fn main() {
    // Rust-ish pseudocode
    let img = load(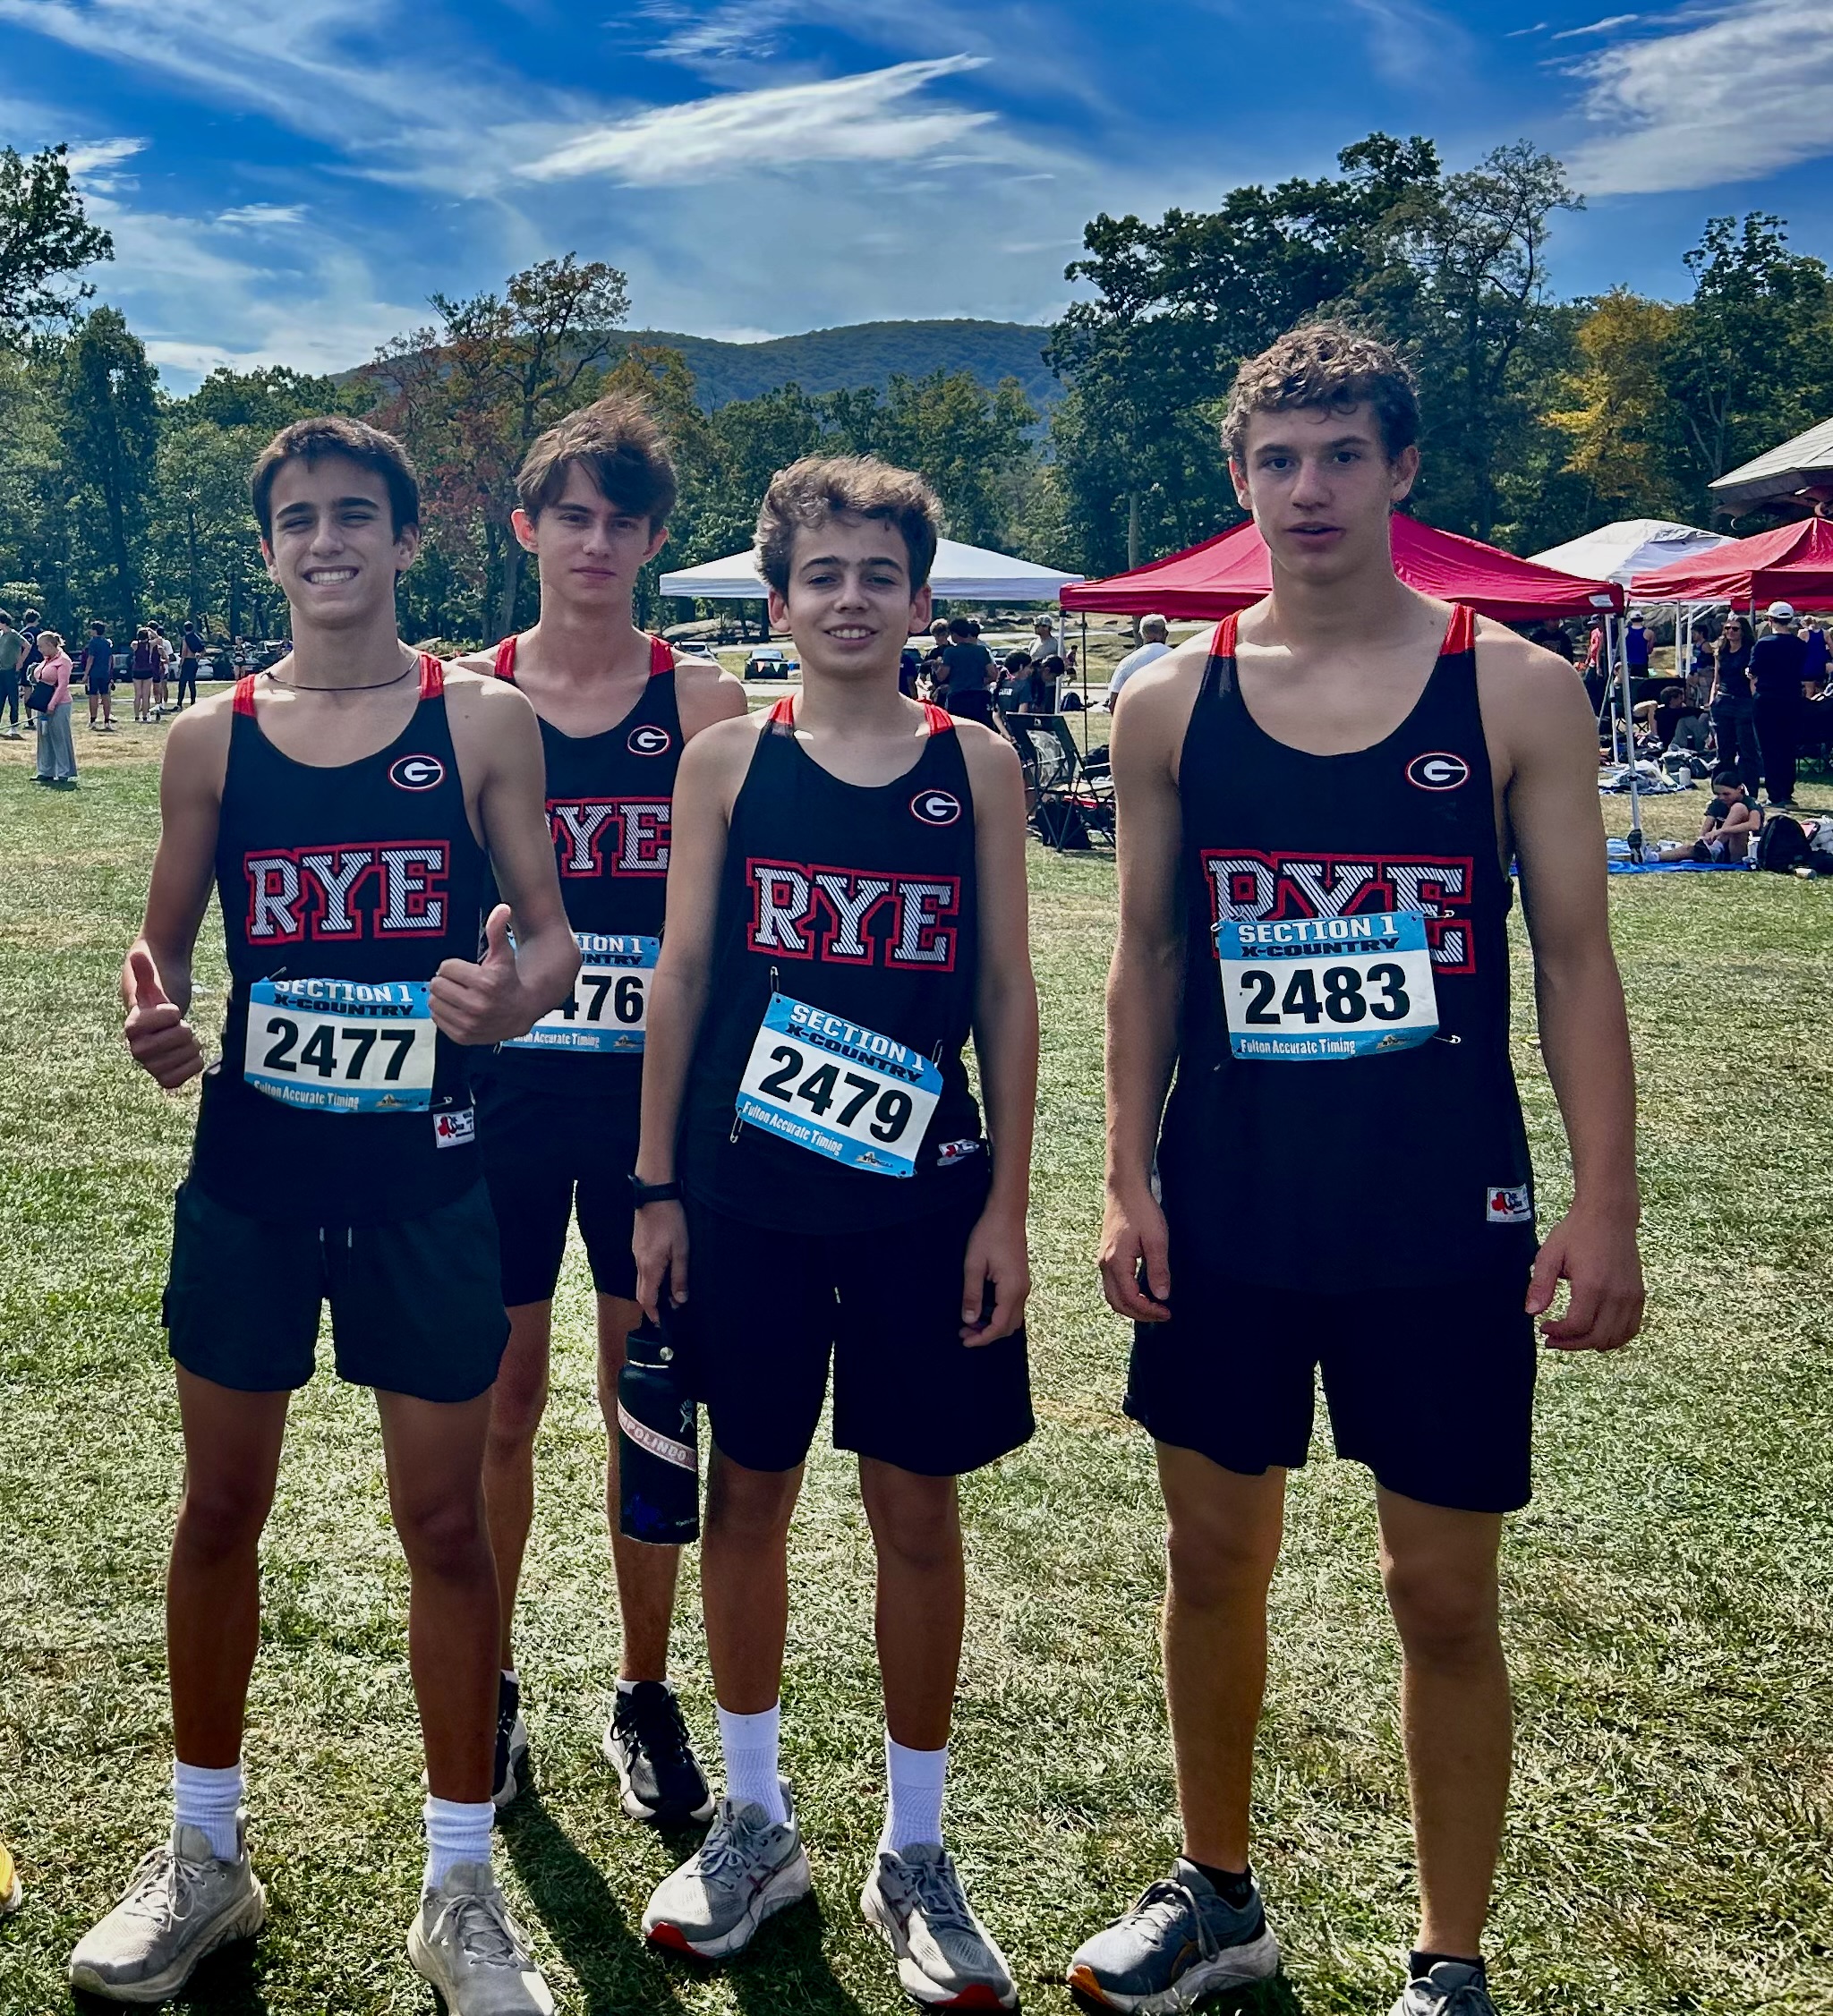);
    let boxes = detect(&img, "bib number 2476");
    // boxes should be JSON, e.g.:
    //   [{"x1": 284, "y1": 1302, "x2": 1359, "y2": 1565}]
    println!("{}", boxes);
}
[
  {"x1": 1216, "y1": 910, "x2": 1438, "y2": 1060},
  {"x1": 736, "y1": 993, "x2": 942, "y2": 1177},
  {"x1": 505, "y1": 933, "x2": 658, "y2": 1055},
  {"x1": 243, "y1": 978, "x2": 437, "y2": 1112}
]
